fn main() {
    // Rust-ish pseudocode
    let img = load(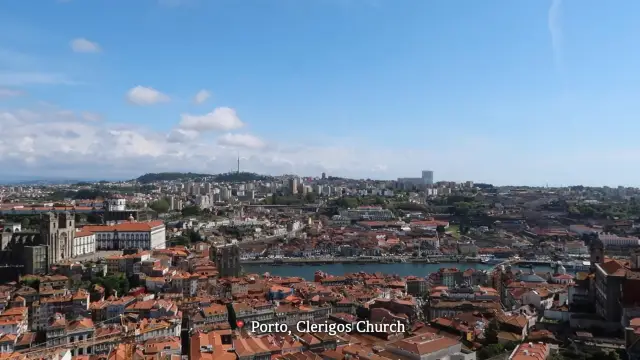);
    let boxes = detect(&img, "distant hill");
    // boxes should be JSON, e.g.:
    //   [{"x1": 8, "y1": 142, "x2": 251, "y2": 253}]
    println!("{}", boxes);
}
[
  {"x1": 136, "y1": 172, "x2": 212, "y2": 183},
  {"x1": 136, "y1": 172, "x2": 272, "y2": 184},
  {"x1": 215, "y1": 172, "x2": 273, "y2": 182}
]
